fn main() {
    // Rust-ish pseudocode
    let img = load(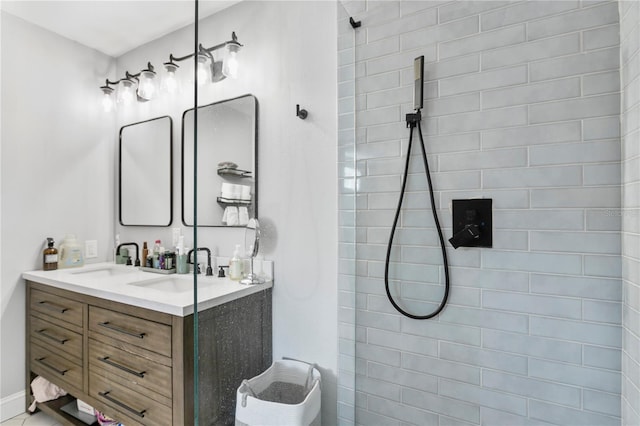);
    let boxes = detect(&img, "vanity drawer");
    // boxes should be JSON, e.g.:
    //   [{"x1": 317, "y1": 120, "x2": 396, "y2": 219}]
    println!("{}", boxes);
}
[
  {"x1": 89, "y1": 337, "x2": 172, "y2": 399},
  {"x1": 30, "y1": 315, "x2": 82, "y2": 363},
  {"x1": 89, "y1": 306, "x2": 171, "y2": 358},
  {"x1": 31, "y1": 340, "x2": 82, "y2": 392},
  {"x1": 90, "y1": 371, "x2": 172, "y2": 426},
  {"x1": 30, "y1": 288, "x2": 84, "y2": 328}
]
